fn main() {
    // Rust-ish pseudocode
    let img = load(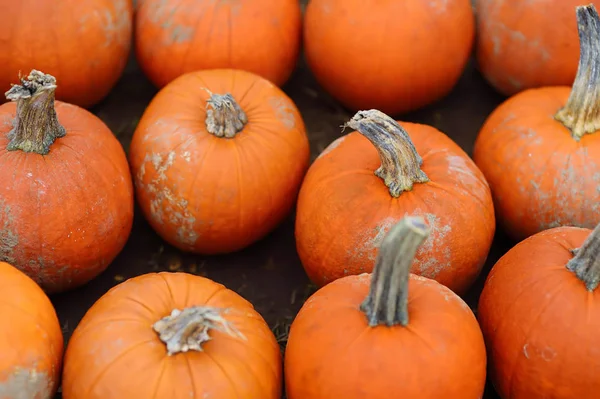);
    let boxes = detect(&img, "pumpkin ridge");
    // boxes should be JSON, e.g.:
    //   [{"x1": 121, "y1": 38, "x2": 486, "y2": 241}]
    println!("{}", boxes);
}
[{"x1": 567, "y1": 221, "x2": 600, "y2": 290}]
